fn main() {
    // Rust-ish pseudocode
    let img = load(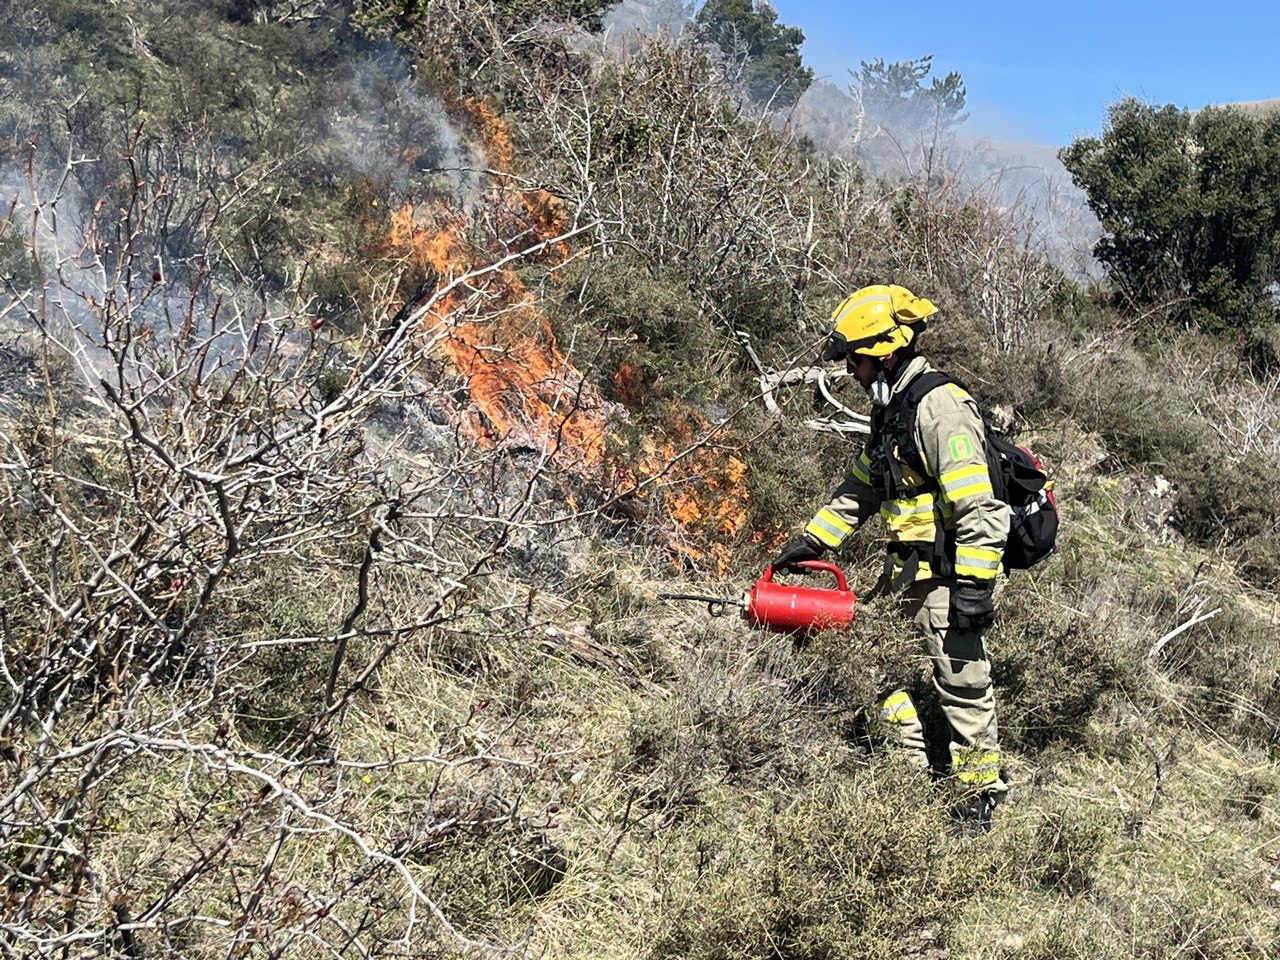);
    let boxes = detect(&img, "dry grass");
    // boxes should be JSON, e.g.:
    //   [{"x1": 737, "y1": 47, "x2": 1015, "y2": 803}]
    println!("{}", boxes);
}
[{"x1": 5, "y1": 6, "x2": 1280, "y2": 958}]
